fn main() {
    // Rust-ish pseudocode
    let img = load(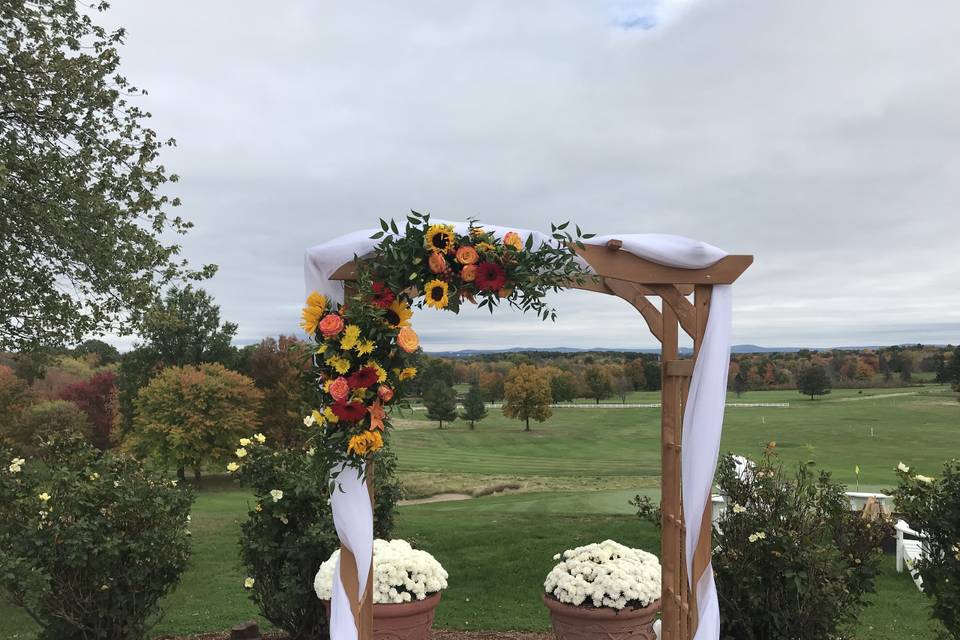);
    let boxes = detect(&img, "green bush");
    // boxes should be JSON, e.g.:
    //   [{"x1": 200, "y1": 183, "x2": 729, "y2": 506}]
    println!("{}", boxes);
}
[
  {"x1": 2, "y1": 399, "x2": 93, "y2": 456},
  {"x1": 0, "y1": 436, "x2": 193, "y2": 640},
  {"x1": 235, "y1": 437, "x2": 402, "y2": 640},
  {"x1": 894, "y1": 459, "x2": 960, "y2": 638},
  {"x1": 713, "y1": 447, "x2": 889, "y2": 640}
]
